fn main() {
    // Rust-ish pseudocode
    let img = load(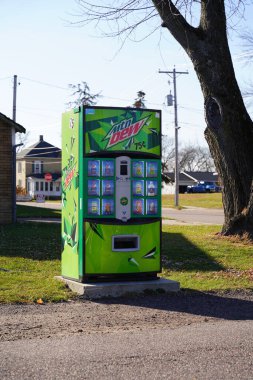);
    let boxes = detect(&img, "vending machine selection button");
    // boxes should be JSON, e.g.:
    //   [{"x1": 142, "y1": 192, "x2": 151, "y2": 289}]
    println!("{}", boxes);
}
[{"x1": 120, "y1": 197, "x2": 128, "y2": 206}]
